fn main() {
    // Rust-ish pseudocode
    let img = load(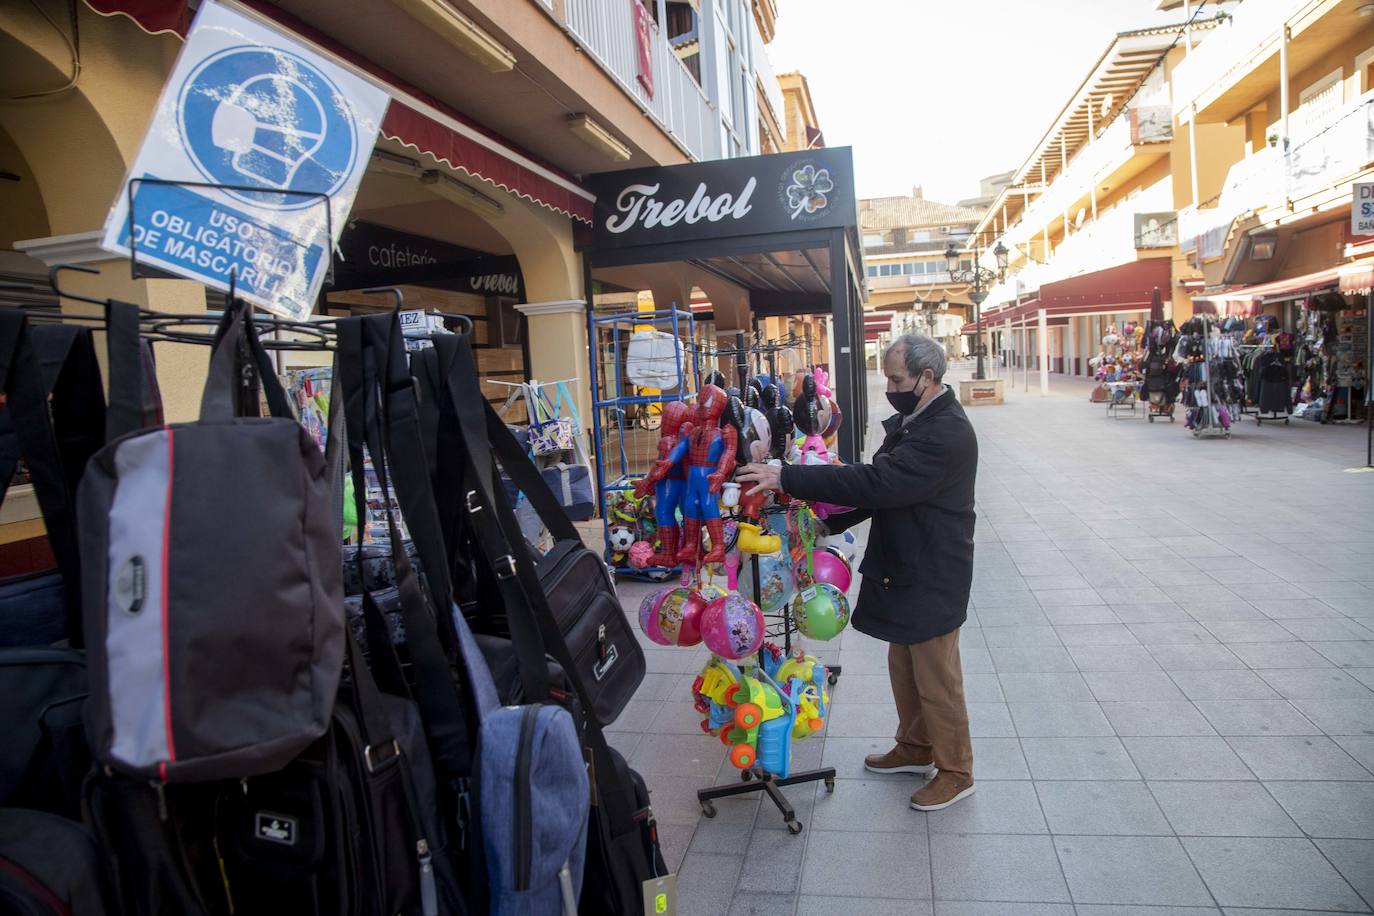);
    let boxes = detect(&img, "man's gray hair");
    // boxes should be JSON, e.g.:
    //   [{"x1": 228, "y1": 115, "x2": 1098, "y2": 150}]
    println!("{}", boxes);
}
[{"x1": 884, "y1": 333, "x2": 947, "y2": 383}]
